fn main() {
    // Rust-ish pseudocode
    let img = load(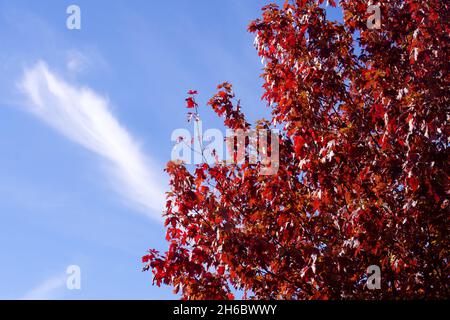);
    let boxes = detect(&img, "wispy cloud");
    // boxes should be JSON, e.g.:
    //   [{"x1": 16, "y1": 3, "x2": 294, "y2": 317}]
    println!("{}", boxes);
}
[
  {"x1": 18, "y1": 61, "x2": 165, "y2": 221},
  {"x1": 21, "y1": 274, "x2": 66, "y2": 300},
  {"x1": 65, "y1": 48, "x2": 109, "y2": 74},
  {"x1": 66, "y1": 50, "x2": 91, "y2": 74}
]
